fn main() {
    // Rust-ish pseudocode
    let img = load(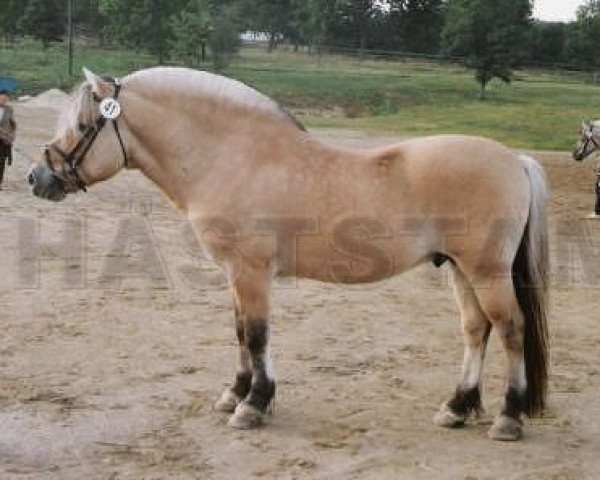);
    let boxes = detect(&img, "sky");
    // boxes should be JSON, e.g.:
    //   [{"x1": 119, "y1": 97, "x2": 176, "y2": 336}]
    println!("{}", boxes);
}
[{"x1": 533, "y1": 0, "x2": 584, "y2": 22}]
